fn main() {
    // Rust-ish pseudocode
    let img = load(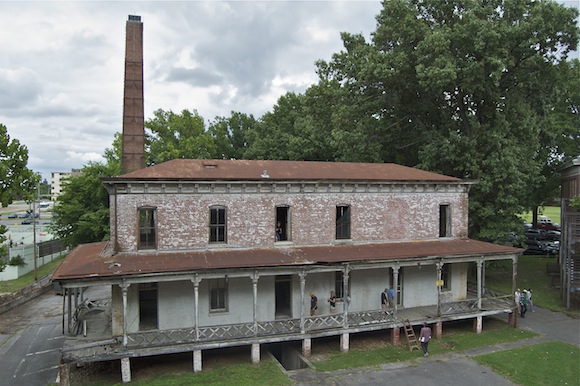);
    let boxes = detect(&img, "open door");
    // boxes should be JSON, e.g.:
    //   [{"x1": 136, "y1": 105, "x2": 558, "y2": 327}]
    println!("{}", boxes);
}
[{"x1": 275, "y1": 275, "x2": 292, "y2": 319}]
